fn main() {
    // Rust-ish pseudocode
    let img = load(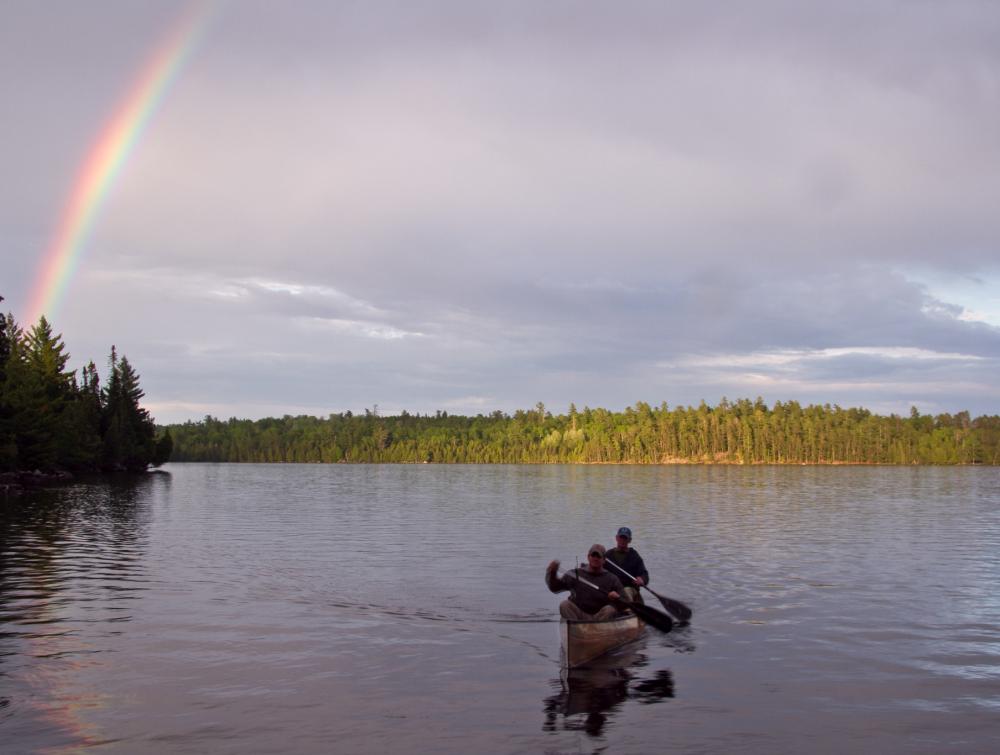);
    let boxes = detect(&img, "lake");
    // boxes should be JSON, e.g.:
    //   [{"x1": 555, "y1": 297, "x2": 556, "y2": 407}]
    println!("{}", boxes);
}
[{"x1": 2, "y1": 464, "x2": 999, "y2": 754}]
